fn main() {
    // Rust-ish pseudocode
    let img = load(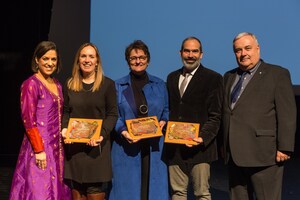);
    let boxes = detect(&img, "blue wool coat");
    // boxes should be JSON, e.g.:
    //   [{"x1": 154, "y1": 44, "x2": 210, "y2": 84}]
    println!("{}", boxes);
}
[{"x1": 108, "y1": 73, "x2": 169, "y2": 200}]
